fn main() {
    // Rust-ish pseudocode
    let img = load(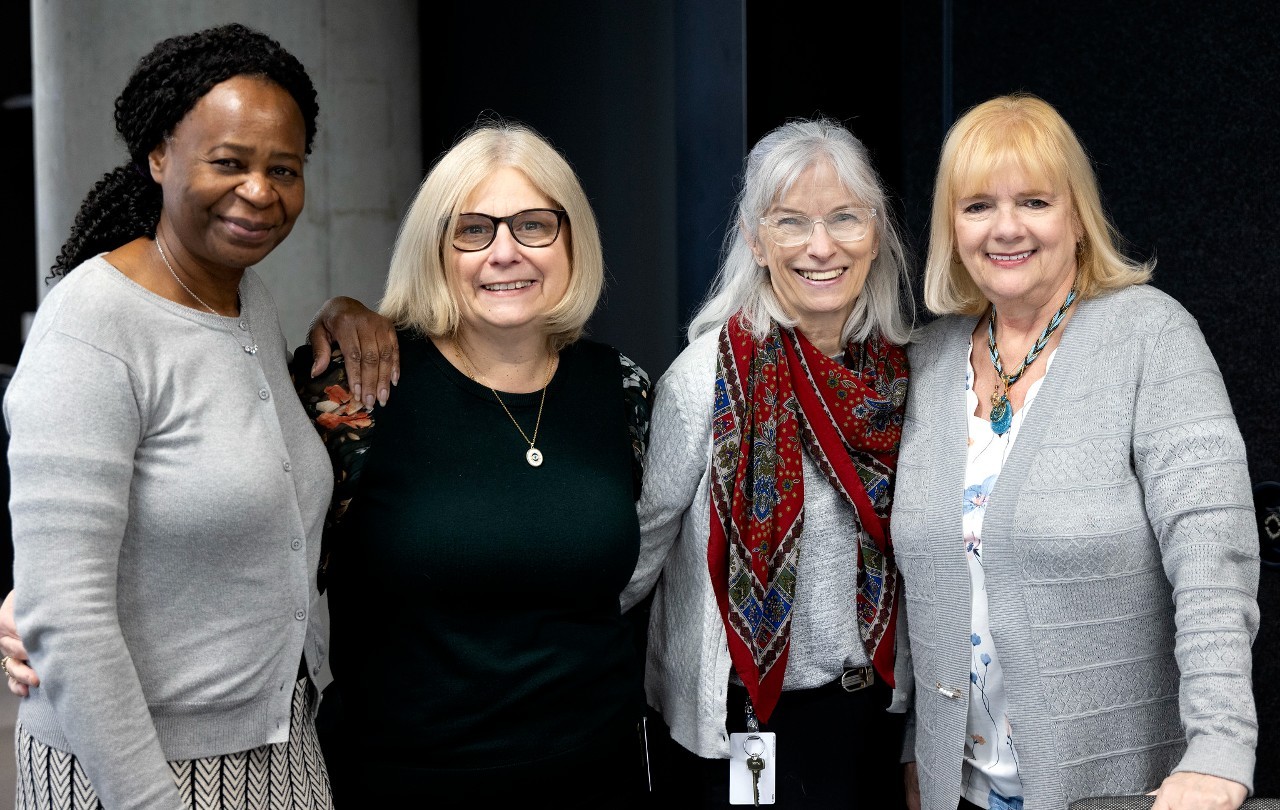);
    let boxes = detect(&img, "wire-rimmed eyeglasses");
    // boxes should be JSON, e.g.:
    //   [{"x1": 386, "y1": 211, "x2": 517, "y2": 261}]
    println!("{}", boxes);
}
[
  {"x1": 758, "y1": 207, "x2": 877, "y2": 247},
  {"x1": 451, "y1": 208, "x2": 568, "y2": 252}
]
